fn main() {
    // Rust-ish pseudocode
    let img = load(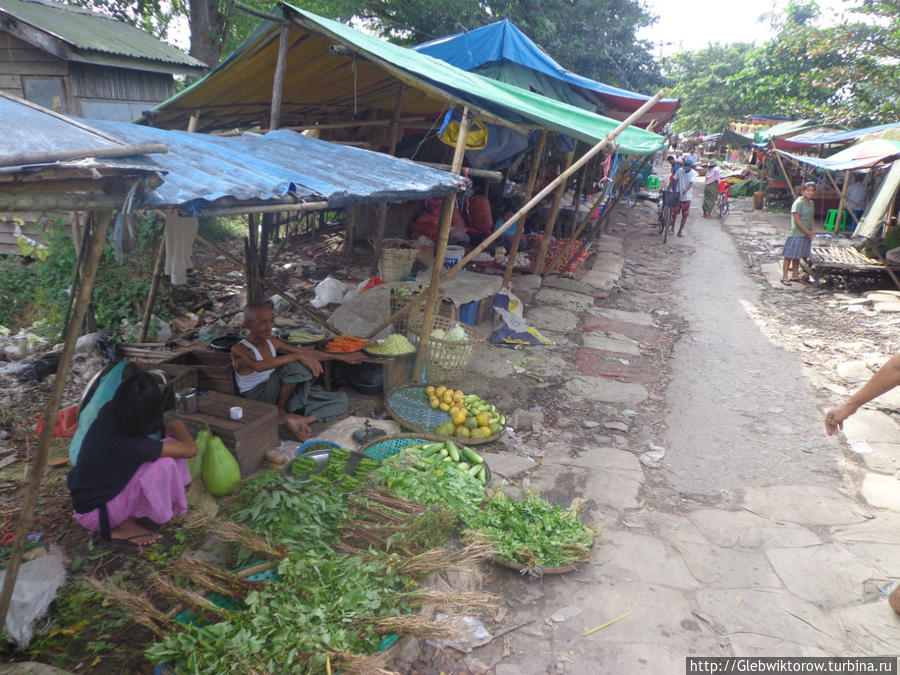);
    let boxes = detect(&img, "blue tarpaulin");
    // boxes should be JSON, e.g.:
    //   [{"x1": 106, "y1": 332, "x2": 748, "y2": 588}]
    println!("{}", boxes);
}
[
  {"x1": 774, "y1": 121, "x2": 900, "y2": 148},
  {"x1": 88, "y1": 121, "x2": 467, "y2": 213},
  {"x1": 414, "y1": 20, "x2": 678, "y2": 127}
]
